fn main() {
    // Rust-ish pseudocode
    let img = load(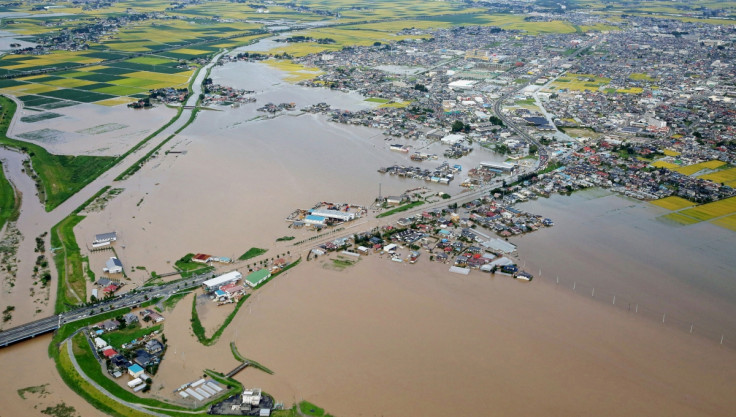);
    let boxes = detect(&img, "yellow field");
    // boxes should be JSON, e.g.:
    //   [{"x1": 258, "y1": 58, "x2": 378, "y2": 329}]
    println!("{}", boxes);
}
[
  {"x1": 629, "y1": 73, "x2": 656, "y2": 81},
  {"x1": 550, "y1": 73, "x2": 611, "y2": 92},
  {"x1": 663, "y1": 149, "x2": 681, "y2": 157},
  {"x1": 711, "y1": 214, "x2": 736, "y2": 232},
  {"x1": 679, "y1": 196, "x2": 736, "y2": 221},
  {"x1": 95, "y1": 97, "x2": 138, "y2": 107},
  {"x1": 45, "y1": 78, "x2": 96, "y2": 88},
  {"x1": 650, "y1": 196, "x2": 693, "y2": 211},
  {"x1": 698, "y1": 167, "x2": 736, "y2": 187},
  {"x1": 168, "y1": 48, "x2": 212, "y2": 56},
  {"x1": 672, "y1": 160, "x2": 726, "y2": 176},
  {"x1": 616, "y1": 87, "x2": 643, "y2": 94},
  {"x1": 380, "y1": 101, "x2": 412, "y2": 108},
  {"x1": 652, "y1": 160, "x2": 679, "y2": 169}
]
